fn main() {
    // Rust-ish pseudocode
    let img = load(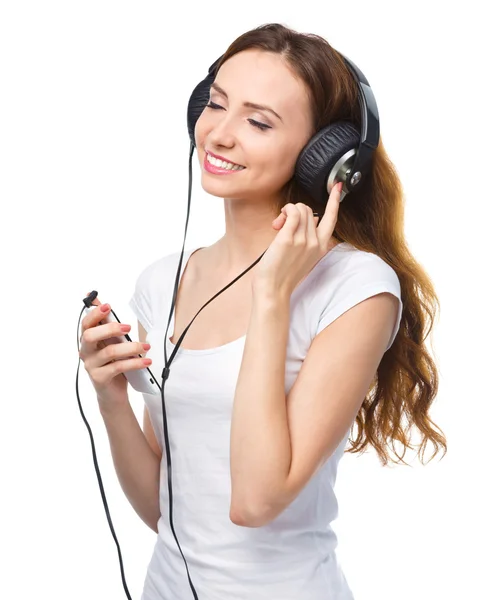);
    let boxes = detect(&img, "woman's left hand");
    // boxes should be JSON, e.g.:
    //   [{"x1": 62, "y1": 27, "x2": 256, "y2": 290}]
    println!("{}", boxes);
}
[{"x1": 252, "y1": 181, "x2": 343, "y2": 298}]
